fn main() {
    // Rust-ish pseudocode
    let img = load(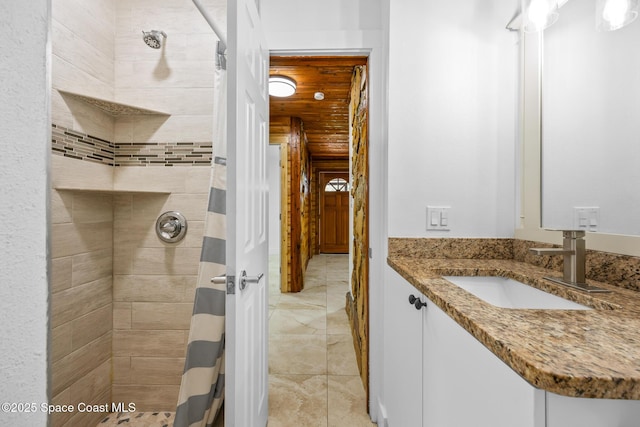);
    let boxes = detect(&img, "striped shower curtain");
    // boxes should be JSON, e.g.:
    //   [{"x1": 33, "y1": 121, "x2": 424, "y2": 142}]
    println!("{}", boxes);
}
[{"x1": 175, "y1": 46, "x2": 227, "y2": 427}]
